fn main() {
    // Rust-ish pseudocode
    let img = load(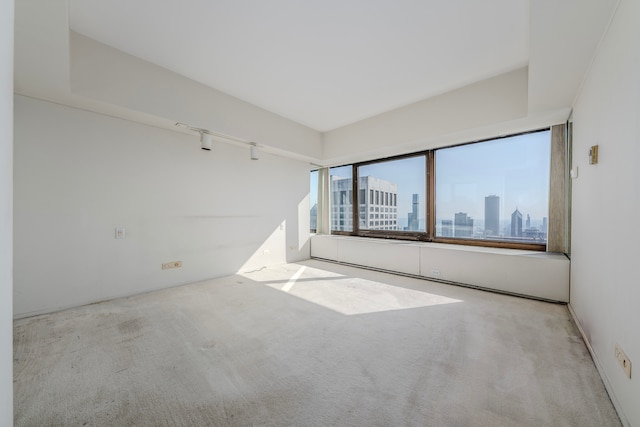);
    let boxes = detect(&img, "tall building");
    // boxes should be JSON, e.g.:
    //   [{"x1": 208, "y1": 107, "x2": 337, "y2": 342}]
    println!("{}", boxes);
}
[
  {"x1": 331, "y1": 175, "x2": 398, "y2": 231},
  {"x1": 526, "y1": 214, "x2": 531, "y2": 229},
  {"x1": 484, "y1": 195, "x2": 500, "y2": 237},
  {"x1": 310, "y1": 203, "x2": 317, "y2": 231},
  {"x1": 441, "y1": 220, "x2": 453, "y2": 237},
  {"x1": 511, "y1": 208, "x2": 523, "y2": 237},
  {"x1": 454, "y1": 212, "x2": 474, "y2": 237},
  {"x1": 330, "y1": 176, "x2": 353, "y2": 231},
  {"x1": 406, "y1": 193, "x2": 419, "y2": 231}
]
